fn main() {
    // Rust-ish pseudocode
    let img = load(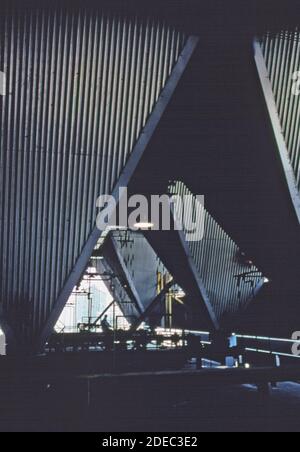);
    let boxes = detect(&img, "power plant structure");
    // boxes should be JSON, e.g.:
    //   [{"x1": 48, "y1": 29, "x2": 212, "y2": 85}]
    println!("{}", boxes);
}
[{"x1": 0, "y1": 0, "x2": 300, "y2": 433}]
